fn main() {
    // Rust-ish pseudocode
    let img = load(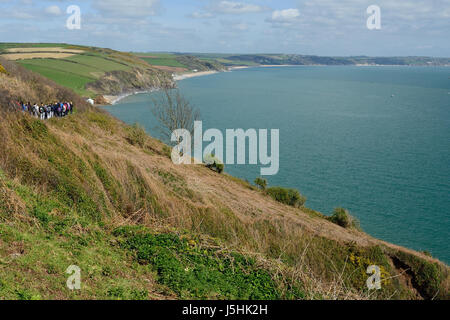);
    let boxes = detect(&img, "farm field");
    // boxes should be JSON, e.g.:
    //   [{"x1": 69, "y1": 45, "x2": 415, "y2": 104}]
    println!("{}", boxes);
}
[
  {"x1": 136, "y1": 53, "x2": 188, "y2": 68},
  {"x1": 19, "y1": 62, "x2": 94, "y2": 96},
  {"x1": 2, "y1": 53, "x2": 79, "y2": 60},
  {"x1": 134, "y1": 52, "x2": 225, "y2": 72},
  {"x1": 0, "y1": 43, "x2": 69, "y2": 50},
  {"x1": 0, "y1": 43, "x2": 155, "y2": 97}
]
